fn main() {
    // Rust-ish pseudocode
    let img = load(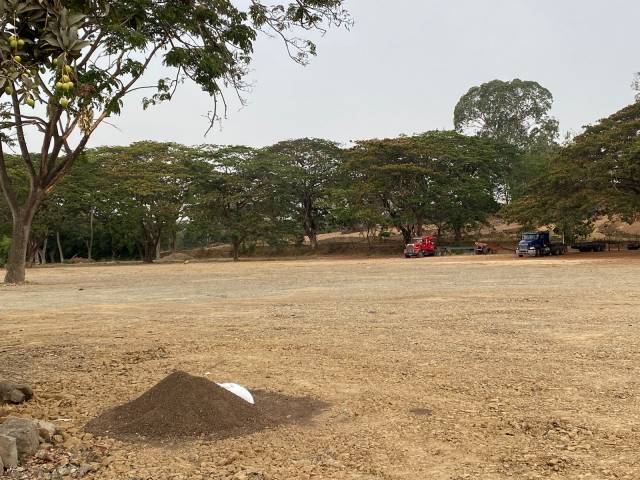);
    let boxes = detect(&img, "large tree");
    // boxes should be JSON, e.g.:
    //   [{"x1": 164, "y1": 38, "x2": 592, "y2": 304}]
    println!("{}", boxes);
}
[
  {"x1": 454, "y1": 79, "x2": 559, "y2": 203},
  {"x1": 88, "y1": 142, "x2": 196, "y2": 263},
  {"x1": 191, "y1": 145, "x2": 294, "y2": 261},
  {"x1": 0, "y1": 0, "x2": 350, "y2": 283},
  {"x1": 503, "y1": 101, "x2": 640, "y2": 240},
  {"x1": 454, "y1": 79, "x2": 559, "y2": 150},
  {"x1": 506, "y1": 101, "x2": 640, "y2": 231},
  {"x1": 260, "y1": 138, "x2": 344, "y2": 250},
  {"x1": 346, "y1": 131, "x2": 509, "y2": 244}
]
